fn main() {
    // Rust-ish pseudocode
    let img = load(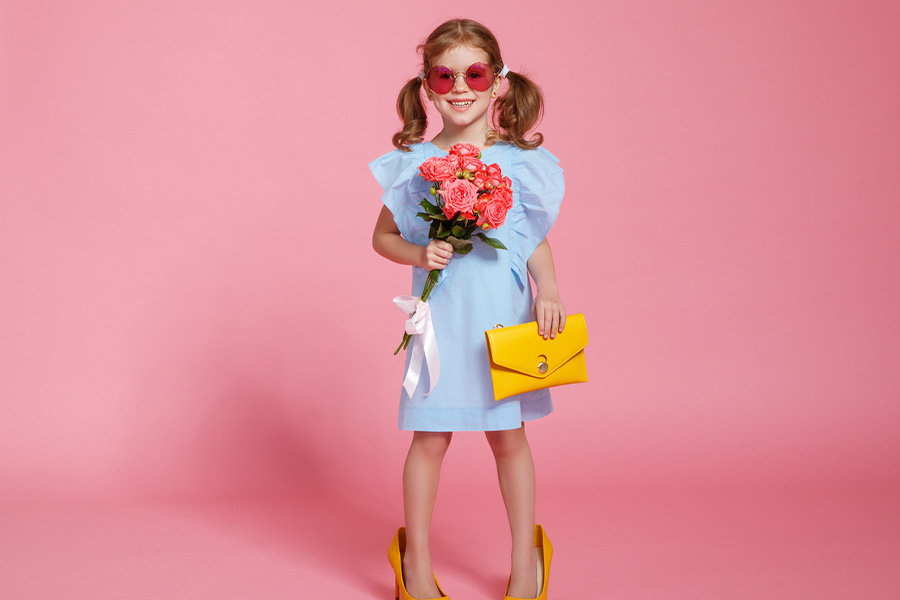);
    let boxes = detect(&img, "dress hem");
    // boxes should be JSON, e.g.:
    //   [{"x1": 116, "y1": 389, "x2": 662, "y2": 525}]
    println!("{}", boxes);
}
[{"x1": 397, "y1": 396, "x2": 553, "y2": 432}]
